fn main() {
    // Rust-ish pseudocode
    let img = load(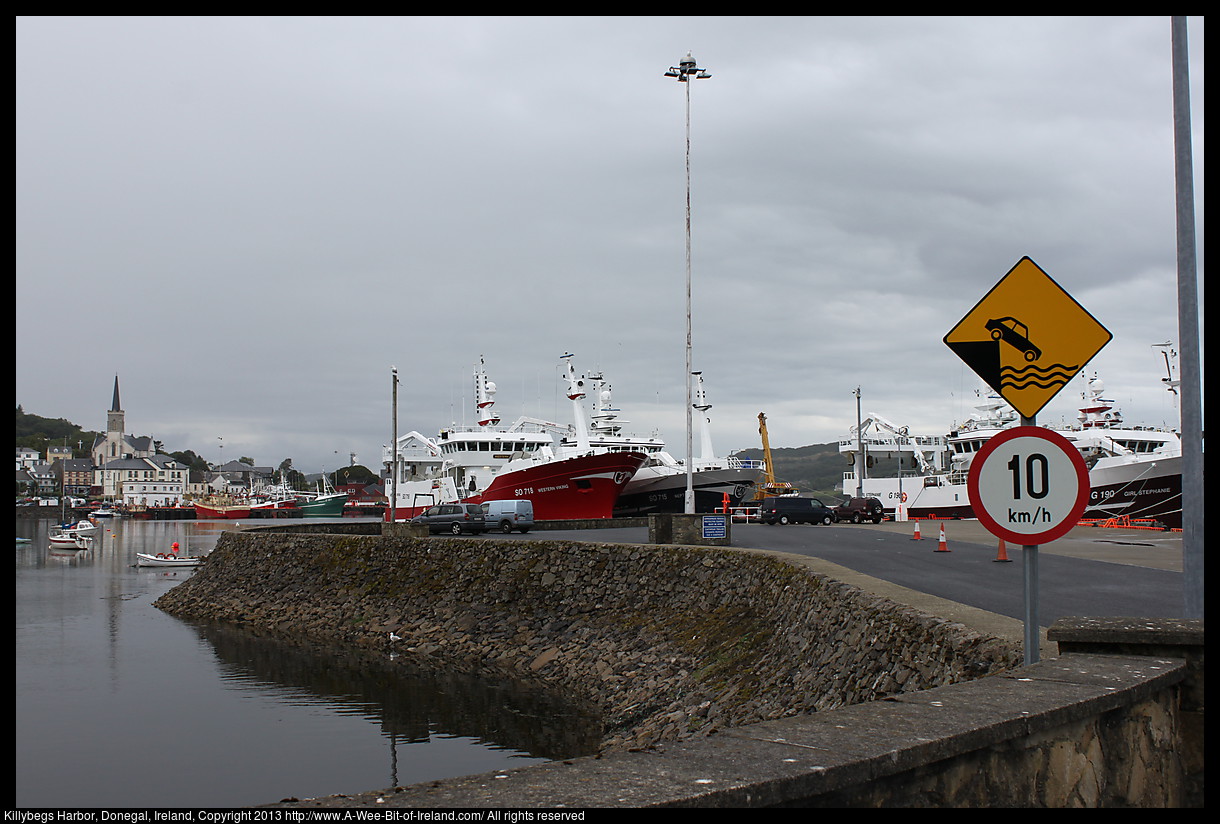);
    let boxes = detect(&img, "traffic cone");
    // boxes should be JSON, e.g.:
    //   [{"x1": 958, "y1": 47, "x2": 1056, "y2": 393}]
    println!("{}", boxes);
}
[
  {"x1": 935, "y1": 523, "x2": 950, "y2": 552},
  {"x1": 994, "y1": 538, "x2": 1012, "y2": 562},
  {"x1": 911, "y1": 521, "x2": 923, "y2": 540}
]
